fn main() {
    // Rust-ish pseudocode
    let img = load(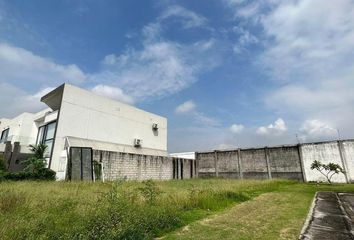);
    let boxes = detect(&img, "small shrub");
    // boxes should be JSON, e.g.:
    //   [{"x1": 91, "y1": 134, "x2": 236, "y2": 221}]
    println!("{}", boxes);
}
[
  {"x1": 0, "y1": 154, "x2": 6, "y2": 171},
  {"x1": 2, "y1": 169, "x2": 56, "y2": 181},
  {"x1": 138, "y1": 179, "x2": 162, "y2": 204},
  {"x1": 311, "y1": 160, "x2": 344, "y2": 184}
]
